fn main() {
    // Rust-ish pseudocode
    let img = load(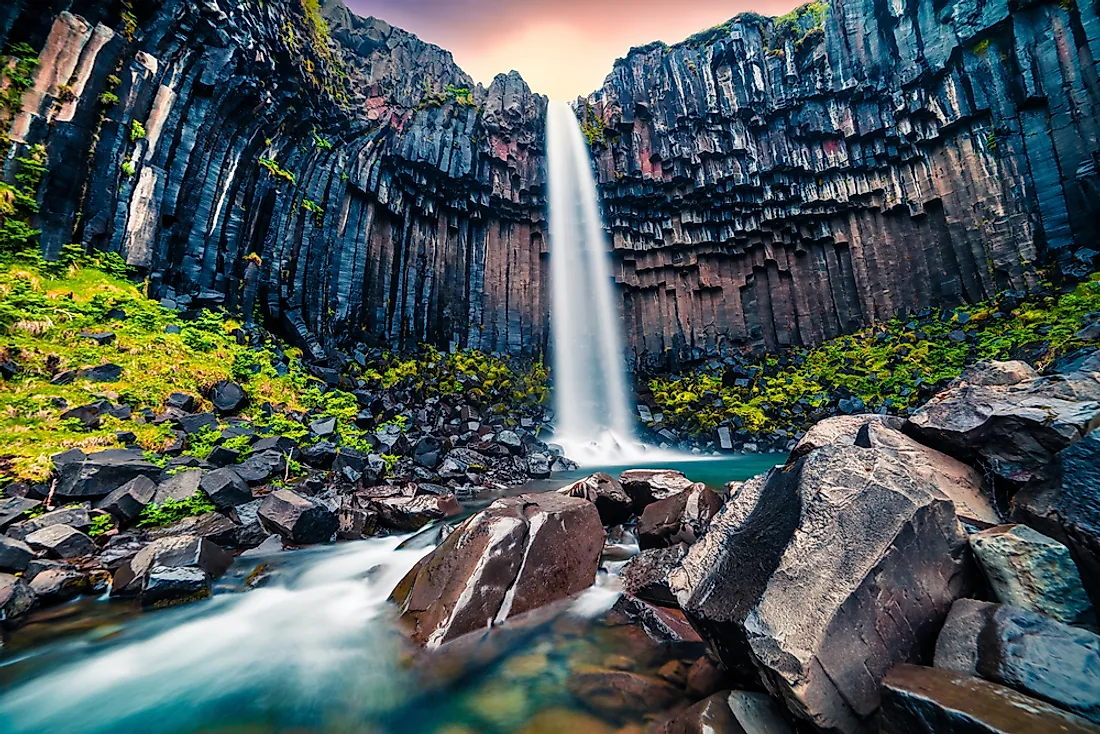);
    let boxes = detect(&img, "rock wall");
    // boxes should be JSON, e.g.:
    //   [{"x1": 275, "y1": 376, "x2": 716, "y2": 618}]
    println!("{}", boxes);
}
[
  {"x1": 1, "y1": 0, "x2": 548, "y2": 362},
  {"x1": 4, "y1": 0, "x2": 1100, "y2": 369},
  {"x1": 583, "y1": 0, "x2": 1100, "y2": 368}
]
